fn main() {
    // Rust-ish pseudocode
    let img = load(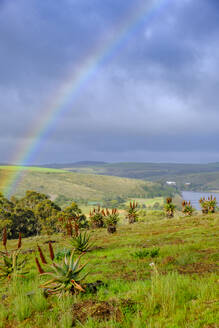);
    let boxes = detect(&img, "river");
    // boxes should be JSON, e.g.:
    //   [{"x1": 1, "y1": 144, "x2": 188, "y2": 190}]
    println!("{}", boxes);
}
[{"x1": 181, "y1": 191, "x2": 219, "y2": 210}]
